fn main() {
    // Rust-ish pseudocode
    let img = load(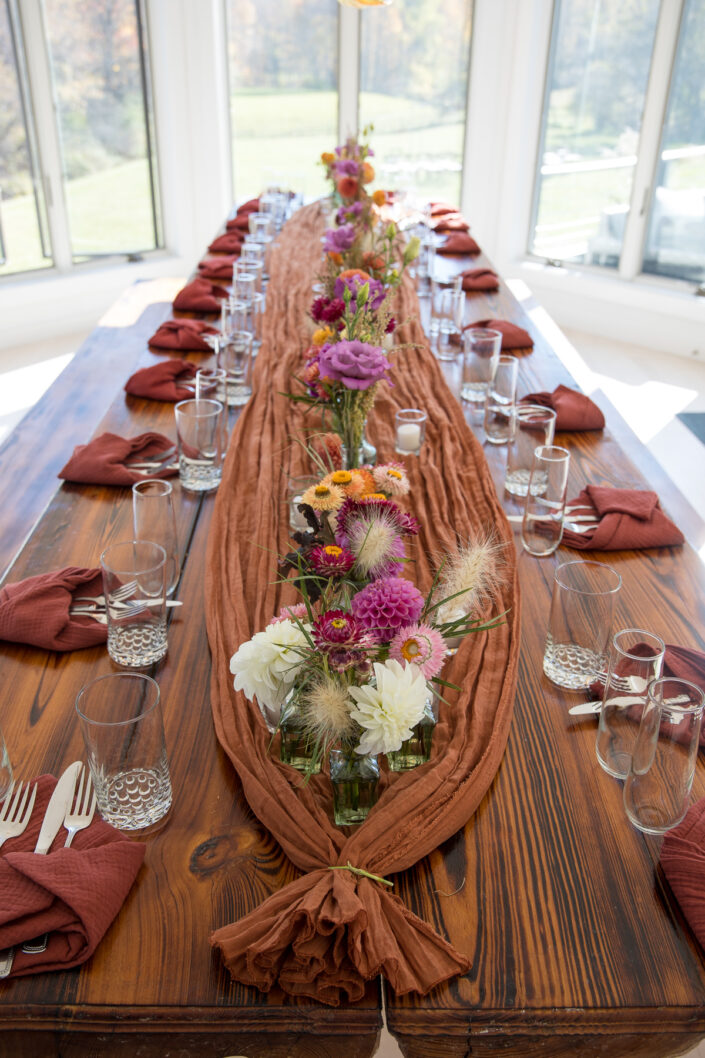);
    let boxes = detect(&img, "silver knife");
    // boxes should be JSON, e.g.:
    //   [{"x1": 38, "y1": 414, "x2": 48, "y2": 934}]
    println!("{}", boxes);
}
[{"x1": 18, "y1": 761, "x2": 82, "y2": 959}]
